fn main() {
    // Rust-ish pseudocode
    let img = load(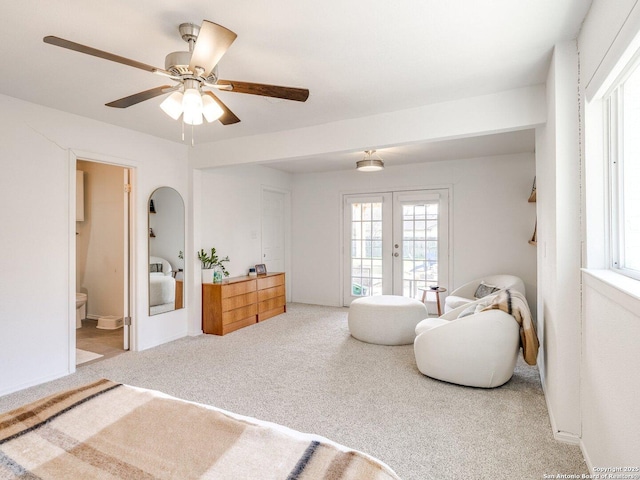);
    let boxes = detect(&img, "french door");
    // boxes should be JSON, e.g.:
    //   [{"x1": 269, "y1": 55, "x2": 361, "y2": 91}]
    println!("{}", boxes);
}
[{"x1": 343, "y1": 189, "x2": 449, "y2": 306}]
